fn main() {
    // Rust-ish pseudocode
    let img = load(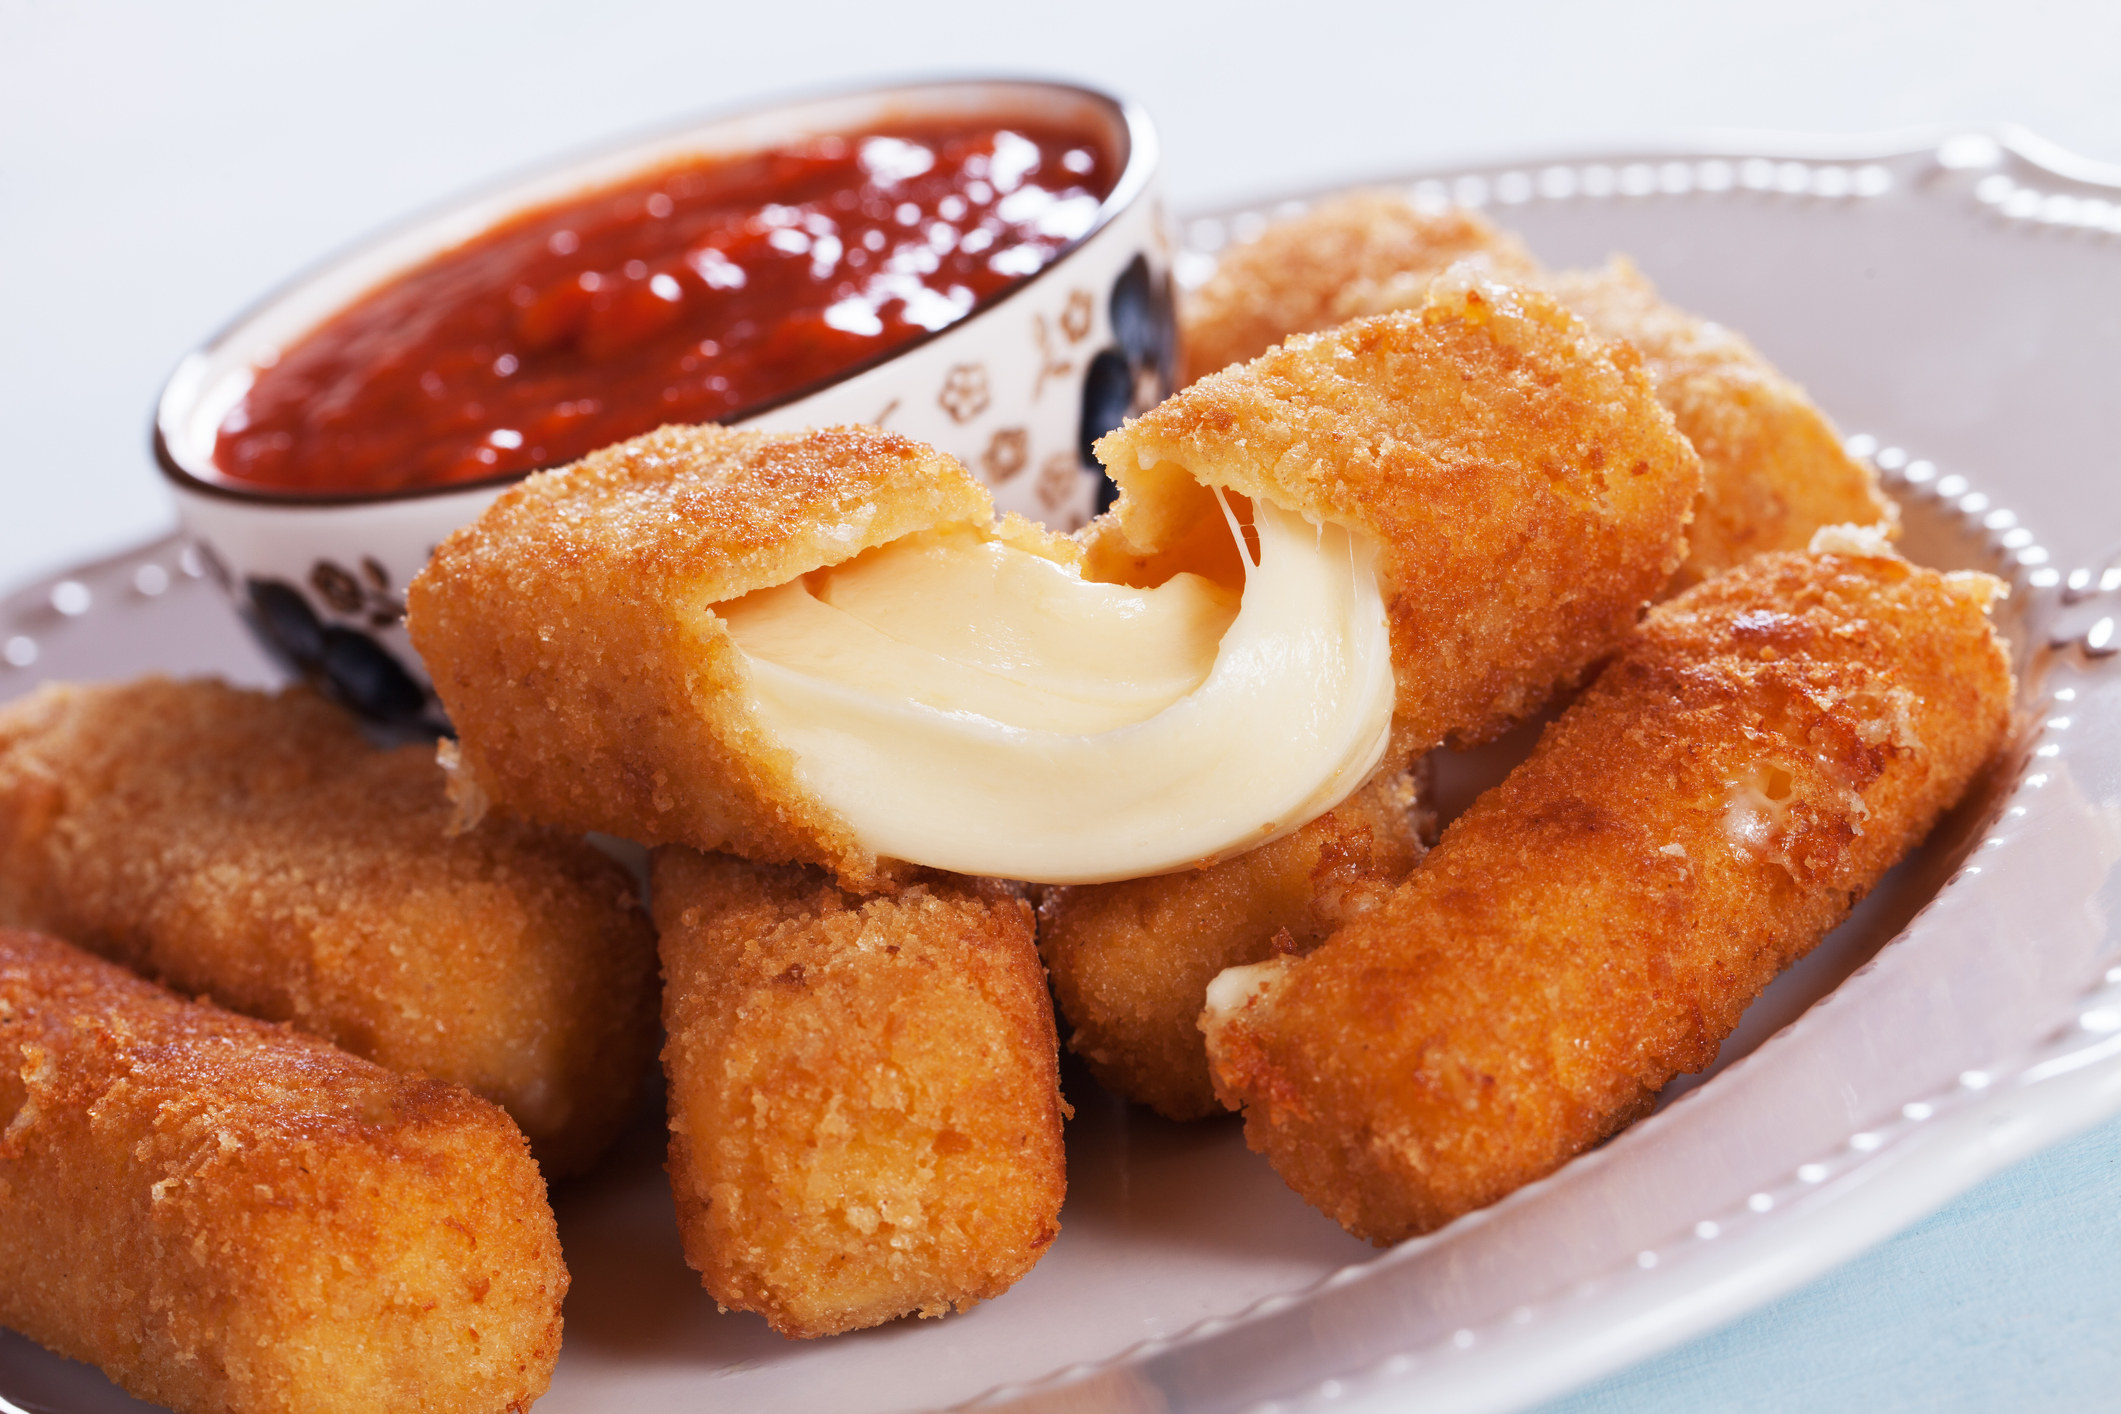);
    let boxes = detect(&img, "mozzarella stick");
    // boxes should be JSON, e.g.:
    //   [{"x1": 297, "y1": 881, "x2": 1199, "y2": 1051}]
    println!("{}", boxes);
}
[
  {"x1": 411, "y1": 426, "x2": 991, "y2": 891},
  {"x1": 0, "y1": 929, "x2": 566, "y2": 1414},
  {"x1": 1038, "y1": 765, "x2": 1429, "y2": 1120},
  {"x1": 1031, "y1": 272, "x2": 1694, "y2": 1113},
  {"x1": 1178, "y1": 192, "x2": 1892, "y2": 585},
  {"x1": 1179, "y1": 191, "x2": 1540, "y2": 385},
  {"x1": 414, "y1": 274, "x2": 1693, "y2": 891},
  {"x1": 1098, "y1": 267, "x2": 1699, "y2": 757},
  {"x1": 0, "y1": 678, "x2": 658, "y2": 1176},
  {"x1": 1204, "y1": 534, "x2": 2012, "y2": 1244},
  {"x1": 1544, "y1": 257, "x2": 1896, "y2": 586},
  {"x1": 654, "y1": 849, "x2": 1067, "y2": 1337}
]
